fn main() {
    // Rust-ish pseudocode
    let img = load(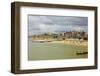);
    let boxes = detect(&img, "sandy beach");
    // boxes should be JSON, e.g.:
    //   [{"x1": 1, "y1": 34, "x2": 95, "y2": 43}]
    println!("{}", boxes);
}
[
  {"x1": 50, "y1": 40, "x2": 87, "y2": 46},
  {"x1": 32, "y1": 38, "x2": 87, "y2": 47}
]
